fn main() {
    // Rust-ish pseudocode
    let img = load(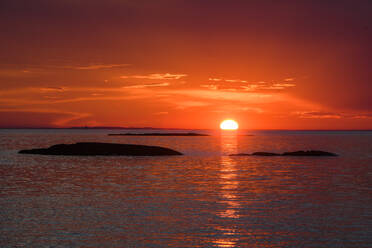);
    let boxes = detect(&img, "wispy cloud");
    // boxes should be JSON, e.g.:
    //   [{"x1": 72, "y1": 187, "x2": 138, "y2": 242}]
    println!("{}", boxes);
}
[
  {"x1": 240, "y1": 84, "x2": 260, "y2": 91},
  {"x1": 120, "y1": 73, "x2": 187, "y2": 80},
  {"x1": 225, "y1": 79, "x2": 247, "y2": 83},
  {"x1": 273, "y1": 83, "x2": 296, "y2": 87},
  {"x1": 200, "y1": 84, "x2": 218, "y2": 90},
  {"x1": 204, "y1": 77, "x2": 296, "y2": 92},
  {"x1": 208, "y1": 78, "x2": 247, "y2": 83},
  {"x1": 294, "y1": 111, "x2": 372, "y2": 119},
  {"x1": 165, "y1": 89, "x2": 276, "y2": 104},
  {"x1": 60, "y1": 63, "x2": 130, "y2": 70},
  {"x1": 202, "y1": 81, "x2": 296, "y2": 92},
  {"x1": 122, "y1": 82, "x2": 170, "y2": 89},
  {"x1": 351, "y1": 114, "x2": 372, "y2": 119},
  {"x1": 0, "y1": 63, "x2": 130, "y2": 73},
  {"x1": 39, "y1": 87, "x2": 66, "y2": 92},
  {"x1": 294, "y1": 111, "x2": 342, "y2": 119},
  {"x1": 257, "y1": 83, "x2": 296, "y2": 90},
  {"x1": 208, "y1": 78, "x2": 223, "y2": 82}
]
